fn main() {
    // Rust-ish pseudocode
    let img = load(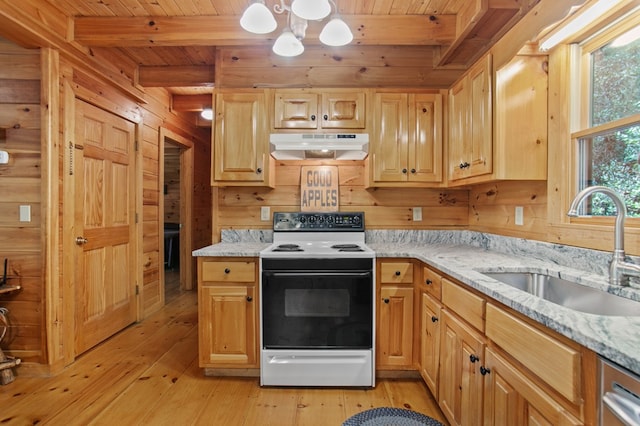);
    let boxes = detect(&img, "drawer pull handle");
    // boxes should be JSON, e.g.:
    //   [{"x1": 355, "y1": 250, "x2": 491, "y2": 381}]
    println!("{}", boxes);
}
[
  {"x1": 425, "y1": 279, "x2": 432, "y2": 285},
  {"x1": 246, "y1": 296, "x2": 253, "y2": 302},
  {"x1": 395, "y1": 271, "x2": 401, "y2": 276},
  {"x1": 224, "y1": 268, "x2": 230, "y2": 274},
  {"x1": 431, "y1": 316, "x2": 438, "y2": 323},
  {"x1": 469, "y1": 354, "x2": 479, "y2": 363},
  {"x1": 383, "y1": 298, "x2": 390, "y2": 304},
  {"x1": 480, "y1": 366, "x2": 491, "y2": 375}
]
